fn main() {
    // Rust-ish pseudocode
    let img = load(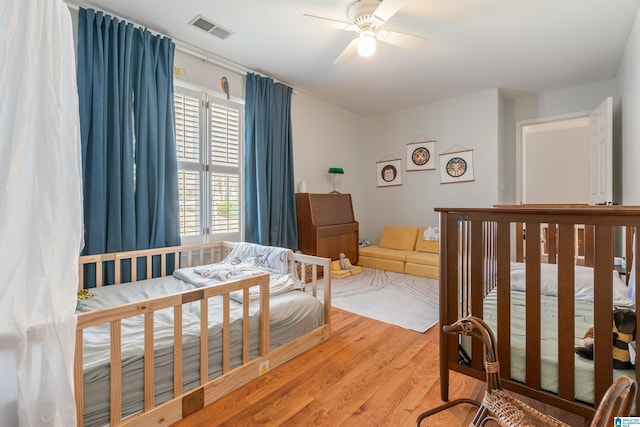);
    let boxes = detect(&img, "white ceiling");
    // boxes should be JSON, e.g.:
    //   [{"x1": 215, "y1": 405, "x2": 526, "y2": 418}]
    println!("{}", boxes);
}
[{"x1": 73, "y1": 0, "x2": 640, "y2": 117}]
